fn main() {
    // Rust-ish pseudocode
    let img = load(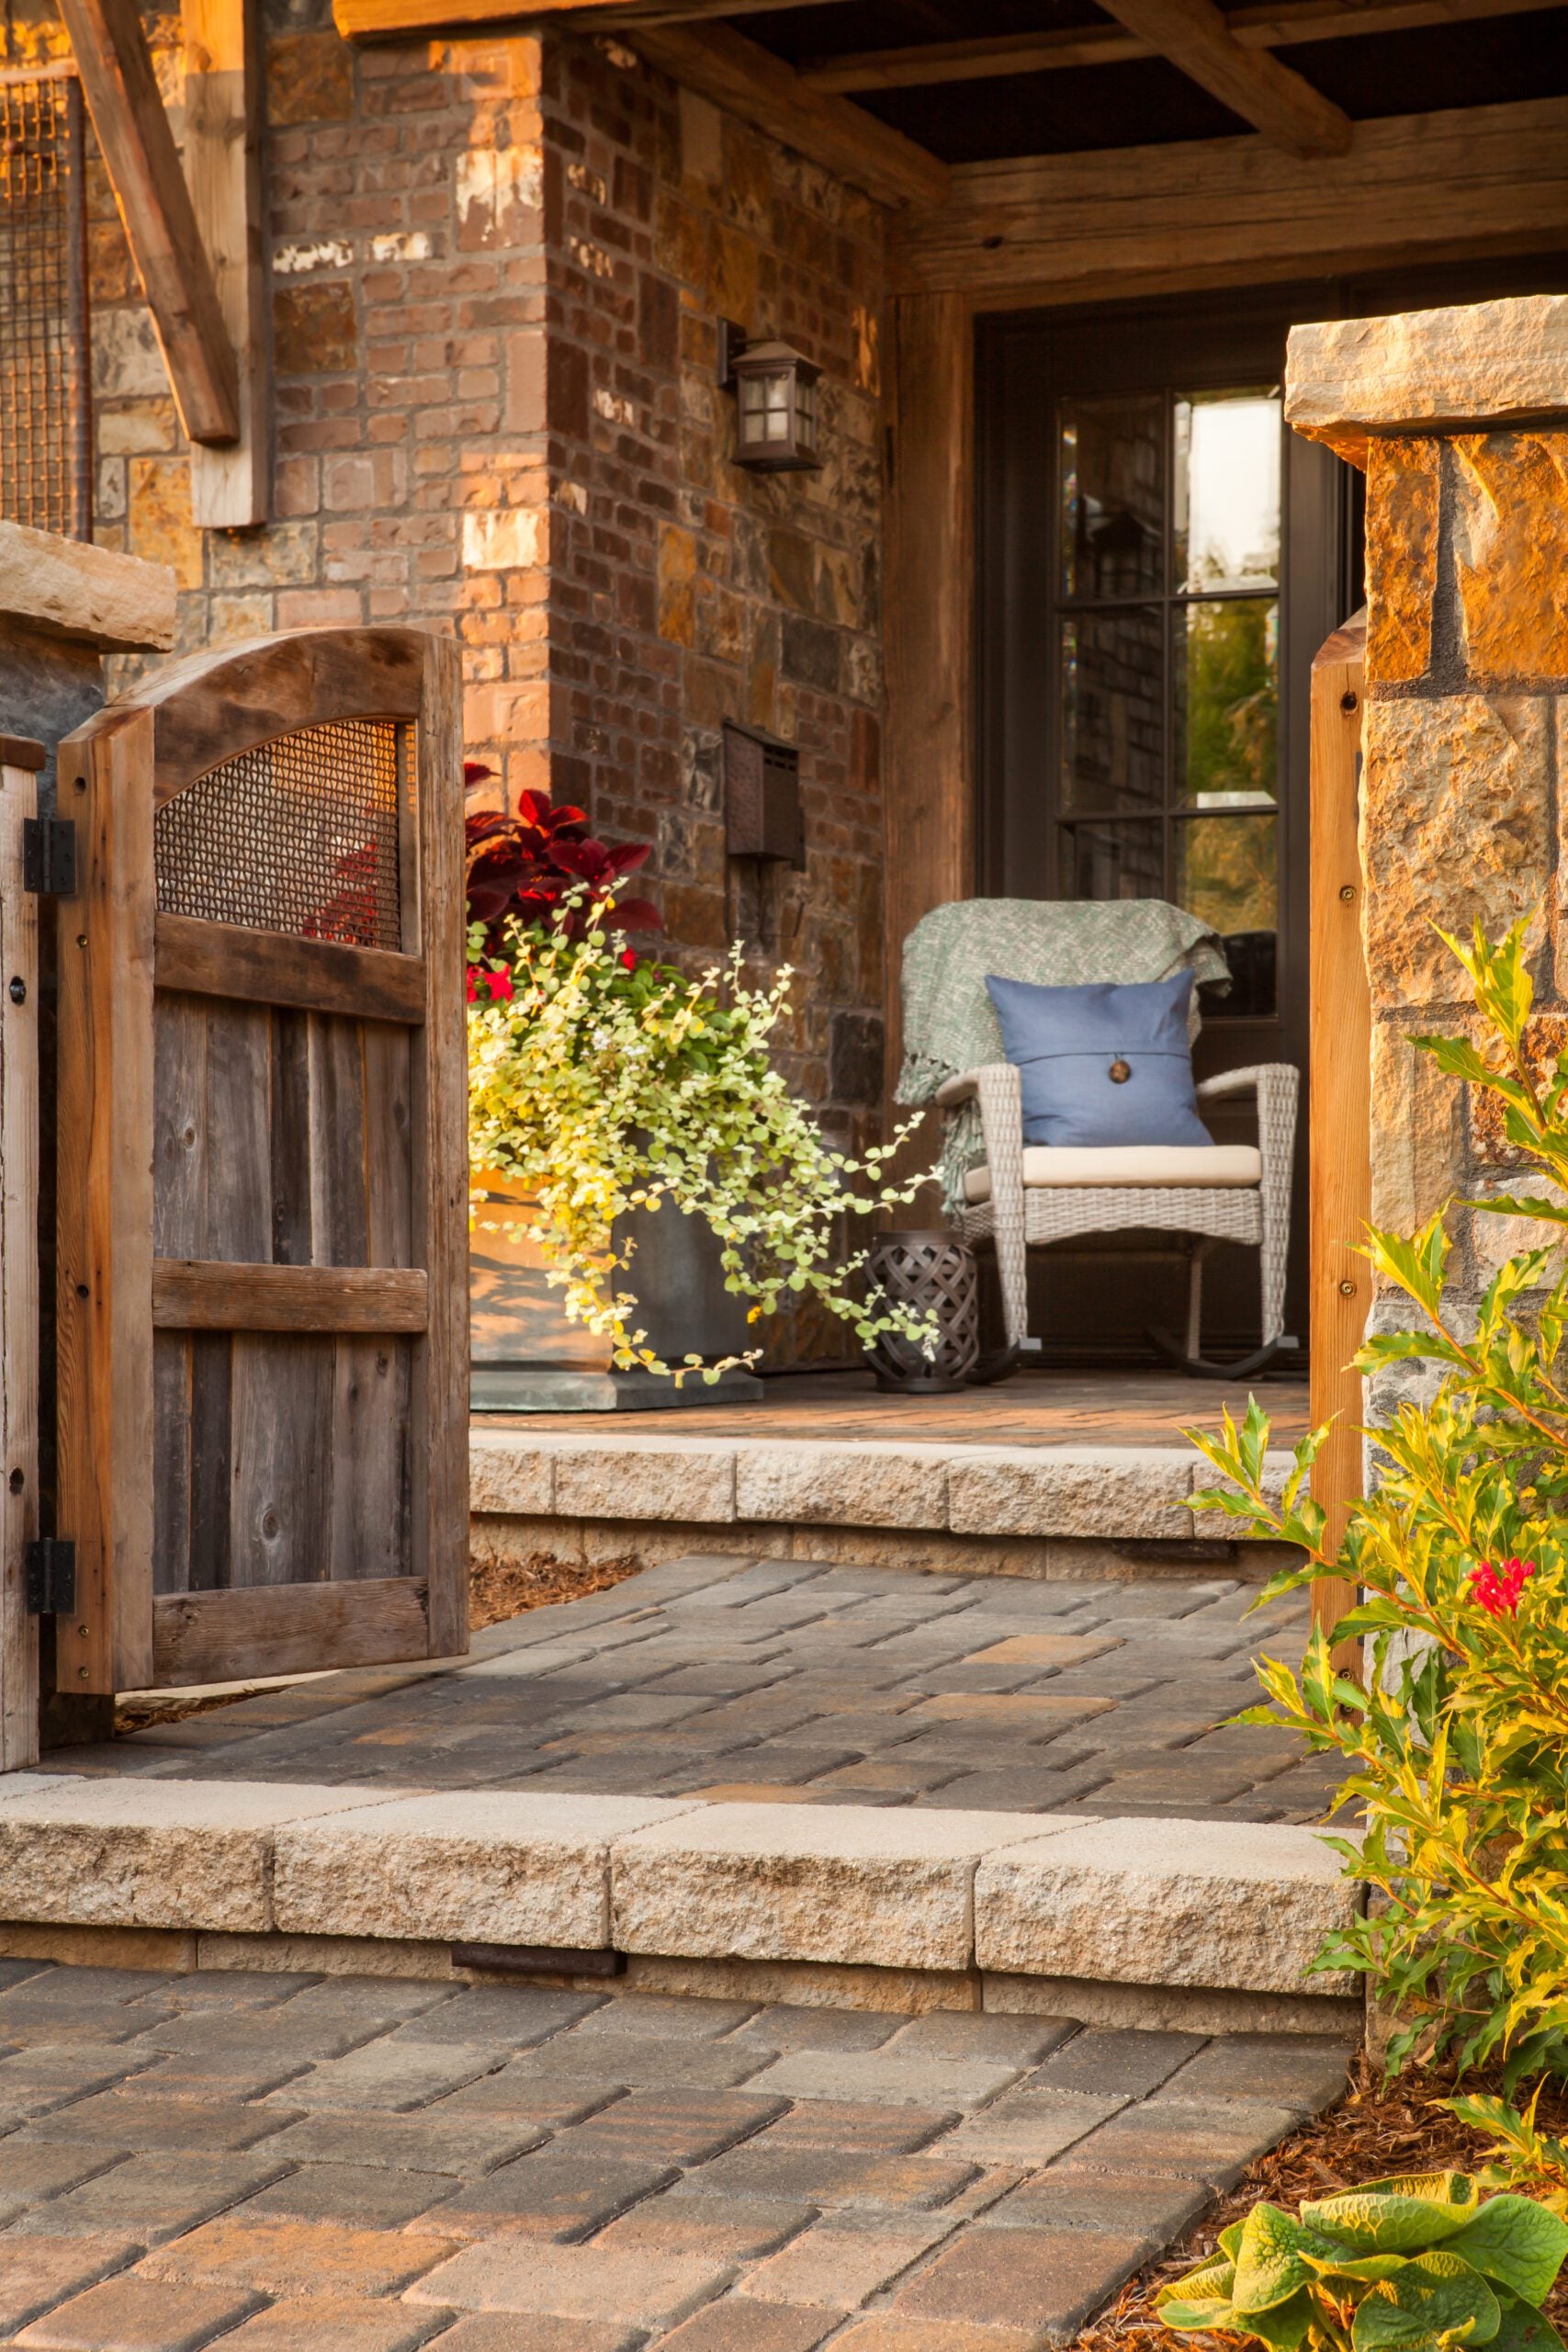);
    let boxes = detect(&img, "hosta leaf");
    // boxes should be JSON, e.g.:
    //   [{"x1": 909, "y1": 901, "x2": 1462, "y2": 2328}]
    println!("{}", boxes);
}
[
  {"x1": 1306, "y1": 2186, "x2": 1483, "y2": 2251},
  {"x1": 1246, "y1": 2289, "x2": 1316, "y2": 2350},
  {"x1": 1159, "y1": 2256, "x2": 1236, "y2": 2309},
  {"x1": 1350, "y1": 2252, "x2": 1502, "y2": 2352},
  {"x1": 1221, "y1": 2224, "x2": 1247, "y2": 2261},
  {"x1": 1159, "y1": 2296, "x2": 1239, "y2": 2334},
  {"x1": 1234, "y1": 2204, "x2": 1316, "y2": 2312},
  {"x1": 1445, "y1": 2199, "x2": 1568, "y2": 2306},
  {"x1": 1490, "y1": 2293, "x2": 1568, "y2": 2352},
  {"x1": 1356, "y1": 2179, "x2": 1486, "y2": 2211}
]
